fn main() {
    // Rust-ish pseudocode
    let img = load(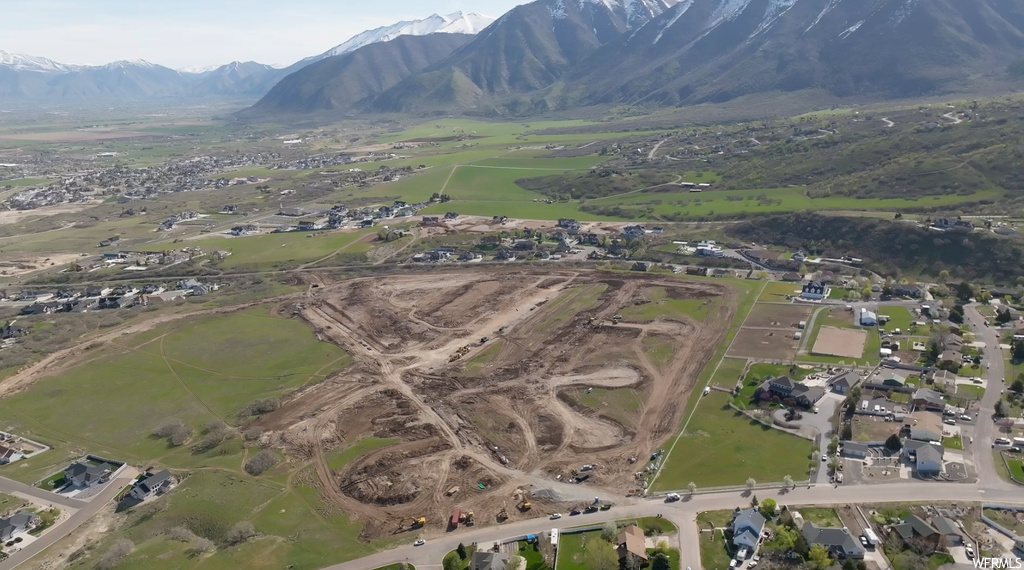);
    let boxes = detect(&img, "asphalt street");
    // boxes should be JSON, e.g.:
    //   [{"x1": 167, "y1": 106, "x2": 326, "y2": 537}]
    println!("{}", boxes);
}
[{"x1": 0, "y1": 468, "x2": 138, "y2": 570}]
